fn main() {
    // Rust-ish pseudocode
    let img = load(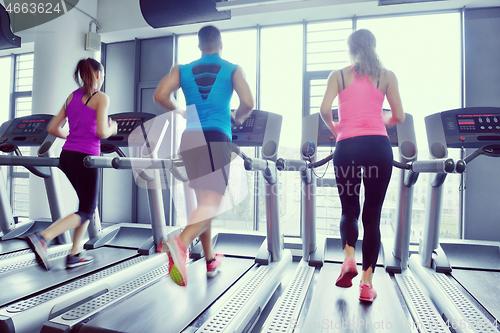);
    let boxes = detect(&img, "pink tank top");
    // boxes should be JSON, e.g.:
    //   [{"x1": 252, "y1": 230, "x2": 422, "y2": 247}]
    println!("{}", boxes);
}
[
  {"x1": 62, "y1": 88, "x2": 101, "y2": 156},
  {"x1": 336, "y1": 68, "x2": 387, "y2": 142}
]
